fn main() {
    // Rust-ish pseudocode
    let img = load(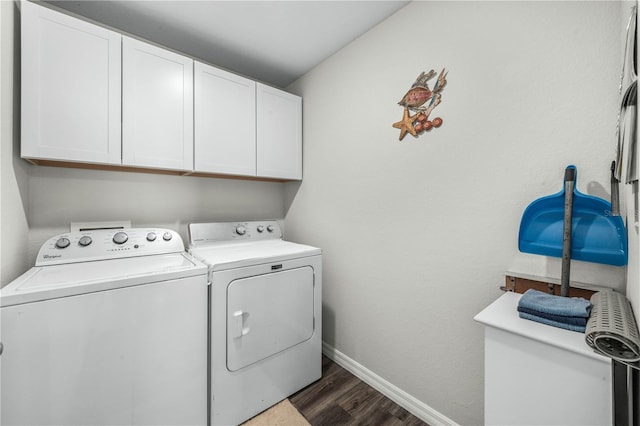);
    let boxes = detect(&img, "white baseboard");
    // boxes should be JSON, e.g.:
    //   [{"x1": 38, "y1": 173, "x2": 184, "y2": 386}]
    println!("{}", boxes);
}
[{"x1": 322, "y1": 342, "x2": 459, "y2": 426}]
